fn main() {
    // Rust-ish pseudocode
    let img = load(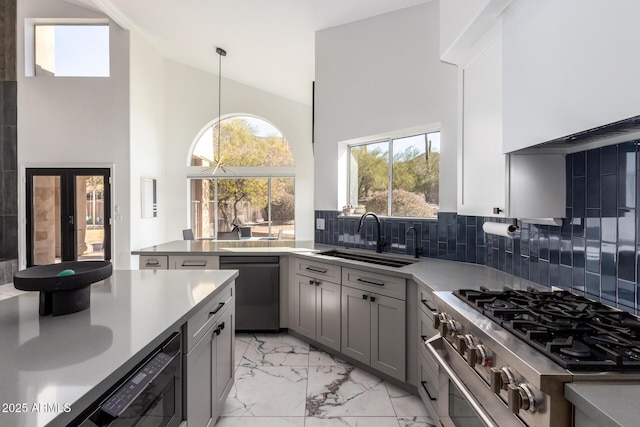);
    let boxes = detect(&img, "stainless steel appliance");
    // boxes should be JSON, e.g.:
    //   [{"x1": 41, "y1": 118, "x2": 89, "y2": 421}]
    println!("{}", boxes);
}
[
  {"x1": 422, "y1": 288, "x2": 640, "y2": 427},
  {"x1": 219, "y1": 256, "x2": 279, "y2": 331},
  {"x1": 75, "y1": 332, "x2": 182, "y2": 427}
]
